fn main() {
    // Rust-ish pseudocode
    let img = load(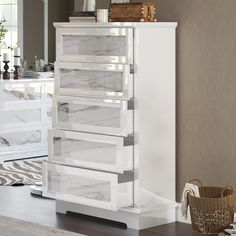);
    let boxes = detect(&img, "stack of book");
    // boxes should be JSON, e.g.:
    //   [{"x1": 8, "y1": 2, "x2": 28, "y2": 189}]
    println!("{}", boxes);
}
[
  {"x1": 69, "y1": 16, "x2": 96, "y2": 23},
  {"x1": 69, "y1": 11, "x2": 96, "y2": 23}
]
